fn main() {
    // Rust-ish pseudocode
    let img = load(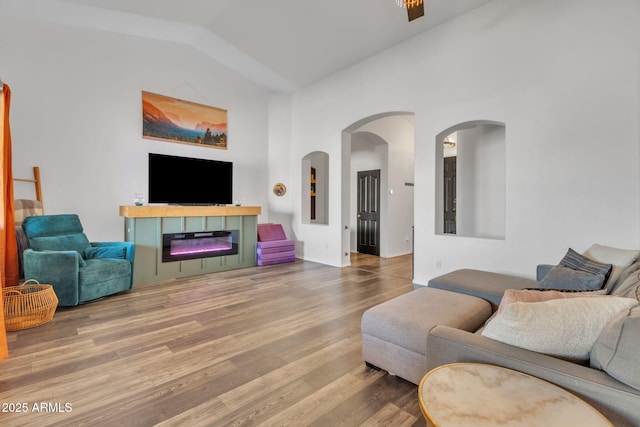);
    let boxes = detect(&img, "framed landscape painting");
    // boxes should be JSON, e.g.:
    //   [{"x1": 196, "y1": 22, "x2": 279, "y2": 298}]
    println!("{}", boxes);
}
[{"x1": 142, "y1": 91, "x2": 228, "y2": 149}]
